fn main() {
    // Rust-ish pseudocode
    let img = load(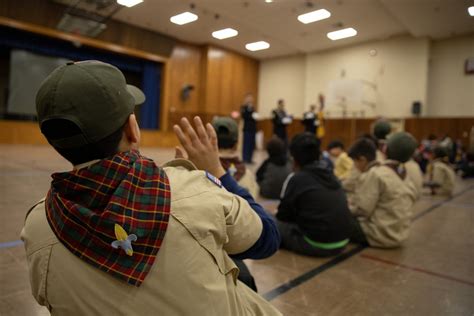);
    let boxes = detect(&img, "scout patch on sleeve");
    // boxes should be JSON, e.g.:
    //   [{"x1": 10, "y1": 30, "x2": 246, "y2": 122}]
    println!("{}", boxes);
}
[{"x1": 206, "y1": 171, "x2": 222, "y2": 188}]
